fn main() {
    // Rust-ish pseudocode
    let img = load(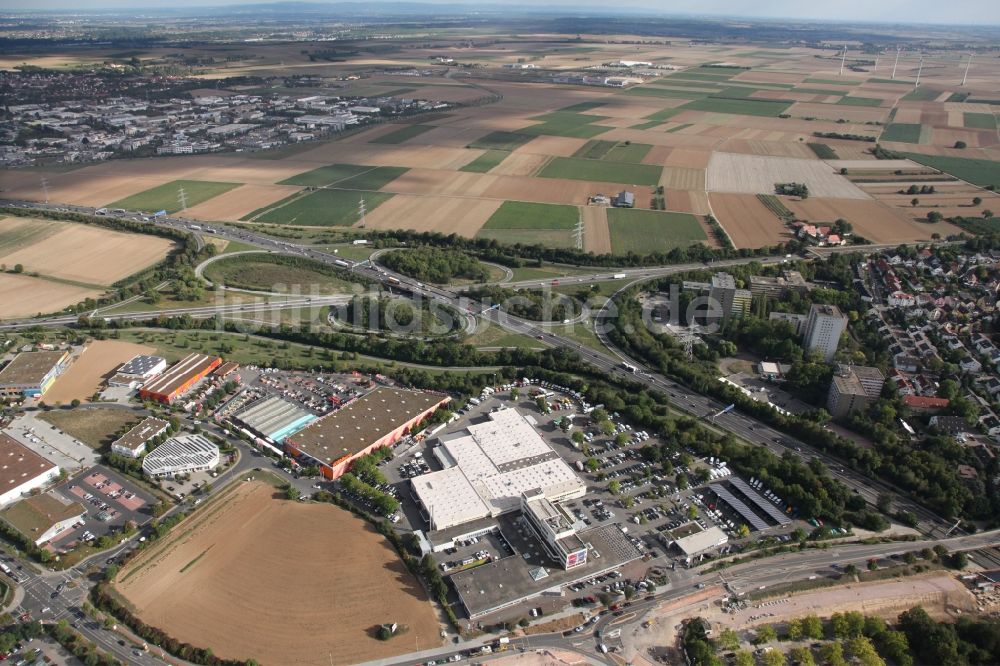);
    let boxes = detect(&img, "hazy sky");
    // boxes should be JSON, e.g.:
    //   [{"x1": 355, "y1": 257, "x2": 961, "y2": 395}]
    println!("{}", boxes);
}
[{"x1": 5, "y1": 0, "x2": 998, "y2": 26}]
